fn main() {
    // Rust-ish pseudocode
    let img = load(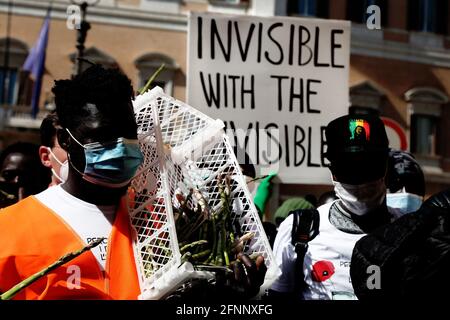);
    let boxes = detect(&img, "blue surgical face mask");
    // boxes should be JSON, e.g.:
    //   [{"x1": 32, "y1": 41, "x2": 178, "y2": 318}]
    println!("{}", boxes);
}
[
  {"x1": 66, "y1": 129, "x2": 144, "y2": 188},
  {"x1": 386, "y1": 192, "x2": 423, "y2": 215}
]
